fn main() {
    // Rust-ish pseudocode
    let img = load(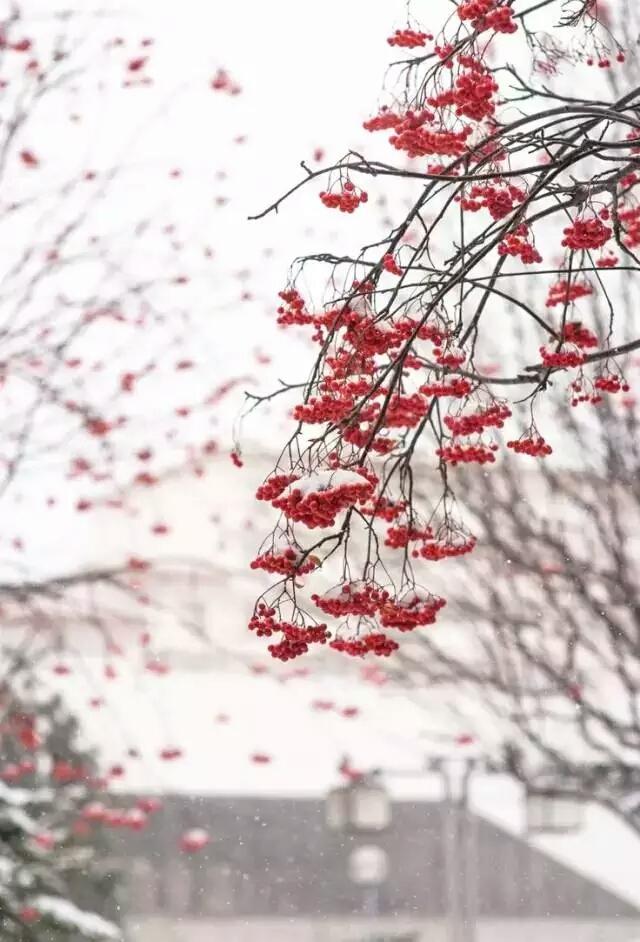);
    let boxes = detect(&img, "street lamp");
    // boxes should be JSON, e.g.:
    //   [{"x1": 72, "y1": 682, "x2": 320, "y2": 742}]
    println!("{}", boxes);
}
[
  {"x1": 326, "y1": 775, "x2": 392, "y2": 833},
  {"x1": 326, "y1": 774, "x2": 391, "y2": 920},
  {"x1": 526, "y1": 788, "x2": 584, "y2": 834}
]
